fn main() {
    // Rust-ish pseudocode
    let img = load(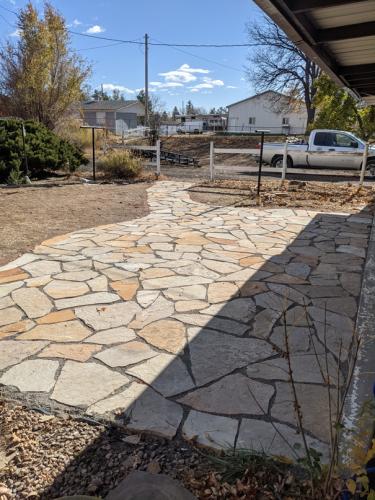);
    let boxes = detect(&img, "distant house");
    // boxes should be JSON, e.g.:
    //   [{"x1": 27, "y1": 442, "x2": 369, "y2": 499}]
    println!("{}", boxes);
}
[
  {"x1": 81, "y1": 100, "x2": 145, "y2": 135},
  {"x1": 177, "y1": 113, "x2": 227, "y2": 131},
  {"x1": 227, "y1": 91, "x2": 307, "y2": 134}
]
